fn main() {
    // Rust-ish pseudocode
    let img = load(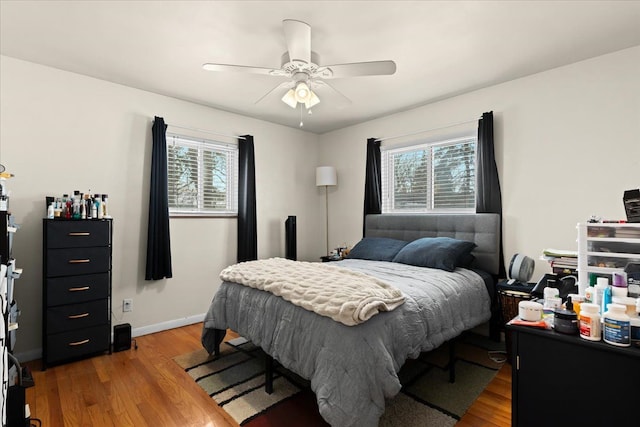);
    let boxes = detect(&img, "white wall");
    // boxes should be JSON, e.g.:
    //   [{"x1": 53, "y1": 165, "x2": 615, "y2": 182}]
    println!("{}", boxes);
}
[
  {"x1": 0, "y1": 56, "x2": 324, "y2": 359},
  {"x1": 3, "y1": 46, "x2": 638, "y2": 359},
  {"x1": 319, "y1": 46, "x2": 640, "y2": 280}
]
